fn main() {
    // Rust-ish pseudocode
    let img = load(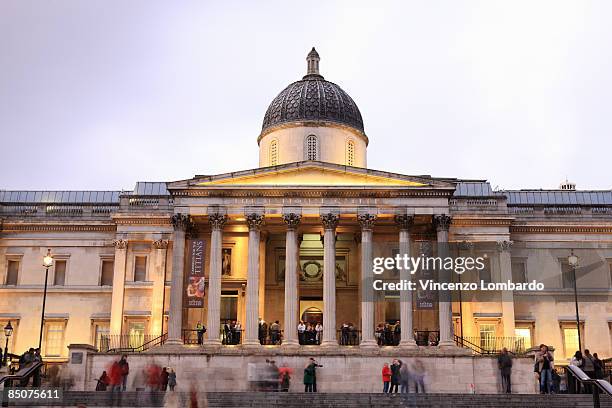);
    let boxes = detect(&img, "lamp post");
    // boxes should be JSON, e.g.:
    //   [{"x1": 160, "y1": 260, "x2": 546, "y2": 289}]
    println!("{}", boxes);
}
[
  {"x1": 39, "y1": 249, "x2": 53, "y2": 351},
  {"x1": 3, "y1": 321, "x2": 13, "y2": 367},
  {"x1": 568, "y1": 251, "x2": 581, "y2": 352}
]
